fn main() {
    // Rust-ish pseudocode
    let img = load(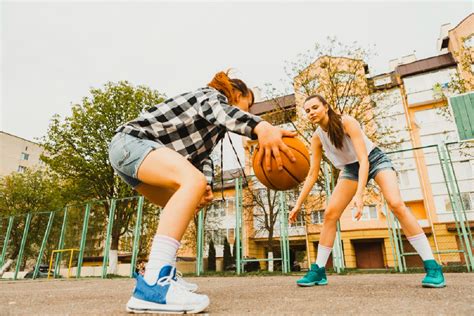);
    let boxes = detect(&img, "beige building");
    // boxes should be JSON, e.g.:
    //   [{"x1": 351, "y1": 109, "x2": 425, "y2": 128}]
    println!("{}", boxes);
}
[{"x1": 0, "y1": 131, "x2": 44, "y2": 176}]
